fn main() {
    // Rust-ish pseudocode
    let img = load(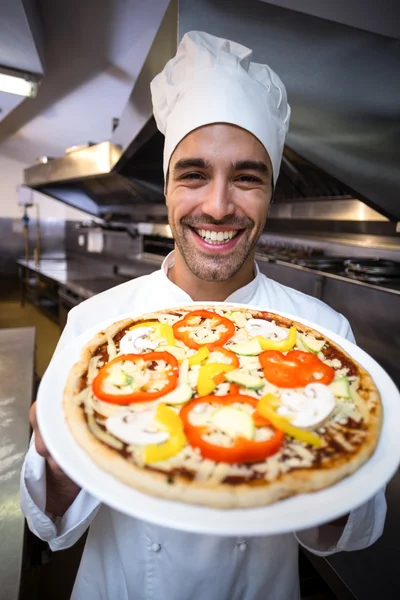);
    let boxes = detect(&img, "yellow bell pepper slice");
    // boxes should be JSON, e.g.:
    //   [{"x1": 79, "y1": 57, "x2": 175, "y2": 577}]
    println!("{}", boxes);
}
[
  {"x1": 188, "y1": 346, "x2": 210, "y2": 366},
  {"x1": 144, "y1": 404, "x2": 187, "y2": 464},
  {"x1": 254, "y1": 326, "x2": 297, "y2": 352},
  {"x1": 257, "y1": 394, "x2": 322, "y2": 447},
  {"x1": 130, "y1": 321, "x2": 176, "y2": 346},
  {"x1": 197, "y1": 363, "x2": 236, "y2": 397}
]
